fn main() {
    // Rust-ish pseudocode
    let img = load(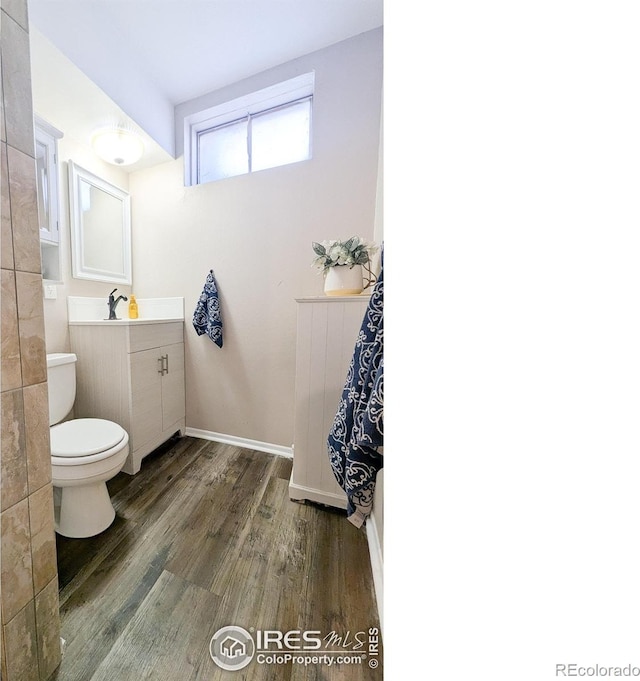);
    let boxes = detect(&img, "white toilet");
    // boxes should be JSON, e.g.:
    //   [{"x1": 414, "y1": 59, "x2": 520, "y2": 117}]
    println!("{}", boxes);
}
[{"x1": 46, "y1": 353, "x2": 130, "y2": 538}]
